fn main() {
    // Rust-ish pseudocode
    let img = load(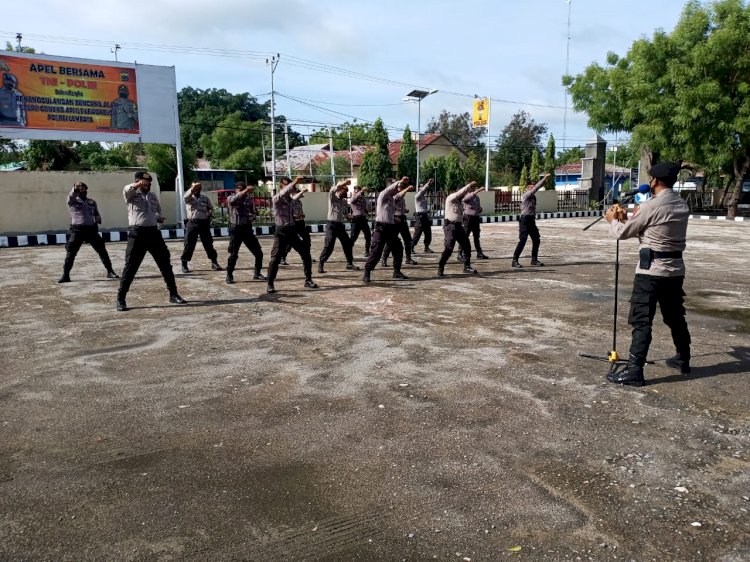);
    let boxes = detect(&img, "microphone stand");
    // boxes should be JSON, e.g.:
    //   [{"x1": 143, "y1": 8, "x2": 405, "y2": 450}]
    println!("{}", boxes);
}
[{"x1": 579, "y1": 193, "x2": 653, "y2": 376}]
